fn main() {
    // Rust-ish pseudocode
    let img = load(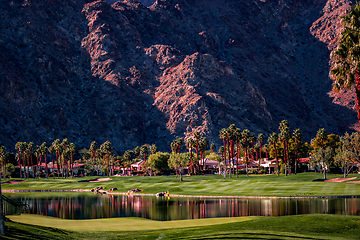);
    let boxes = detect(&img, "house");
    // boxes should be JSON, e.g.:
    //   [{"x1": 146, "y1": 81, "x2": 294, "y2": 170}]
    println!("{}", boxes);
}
[
  {"x1": 198, "y1": 159, "x2": 220, "y2": 173},
  {"x1": 260, "y1": 159, "x2": 280, "y2": 174}
]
